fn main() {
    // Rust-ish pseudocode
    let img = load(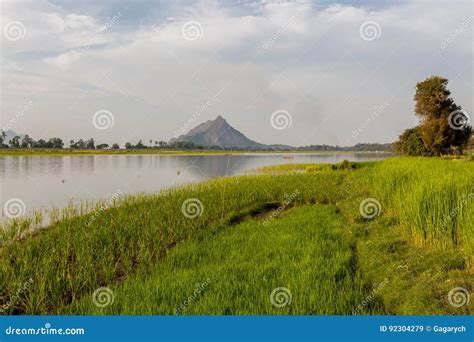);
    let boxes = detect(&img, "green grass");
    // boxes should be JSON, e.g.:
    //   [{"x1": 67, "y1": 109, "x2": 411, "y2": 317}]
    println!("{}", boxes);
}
[
  {"x1": 0, "y1": 157, "x2": 472, "y2": 315},
  {"x1": 256, "y1": 160, "x2": 377, "y2": 173},
  {"x1": 362, "y1": 158, "x2": 473, "y2": 255},
  {"x1": 62, "y1": 206, "x2": 382, "y2": 315}
]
